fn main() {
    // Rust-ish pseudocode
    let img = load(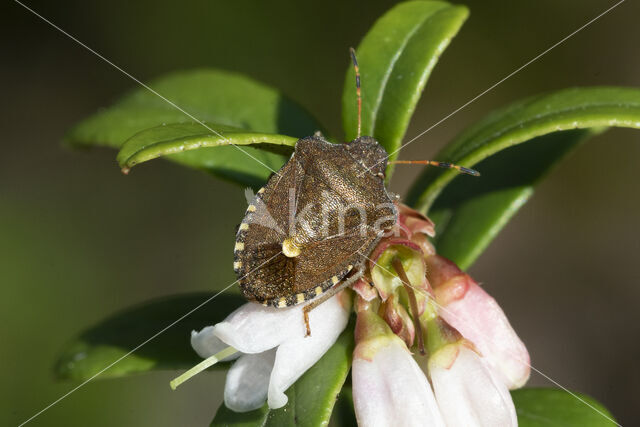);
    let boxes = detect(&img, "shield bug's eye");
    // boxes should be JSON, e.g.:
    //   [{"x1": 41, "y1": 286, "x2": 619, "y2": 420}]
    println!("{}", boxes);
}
[{"x1": 346, "y1": 136, "x2": 388, "y2": 177}]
